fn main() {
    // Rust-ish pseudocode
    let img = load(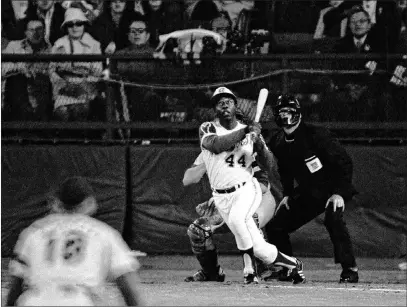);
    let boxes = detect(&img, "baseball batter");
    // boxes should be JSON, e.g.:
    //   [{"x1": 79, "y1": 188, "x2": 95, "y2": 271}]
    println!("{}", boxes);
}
[
  {"x1": 196, "y1": 87, "x2": 306, "y2": 284},
  {"x1": 183, "y1": 150, "x2": 277, "y2": 282},
  {"x1": 6, "y1": 177, "x2": 144, "y2": 306}
]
